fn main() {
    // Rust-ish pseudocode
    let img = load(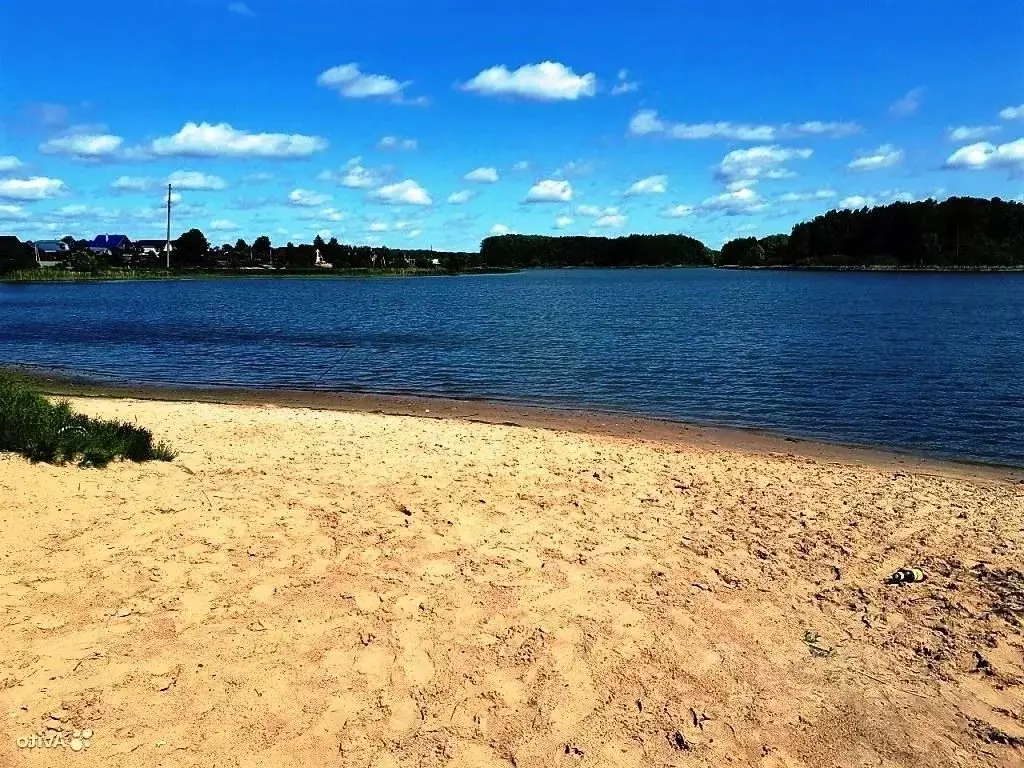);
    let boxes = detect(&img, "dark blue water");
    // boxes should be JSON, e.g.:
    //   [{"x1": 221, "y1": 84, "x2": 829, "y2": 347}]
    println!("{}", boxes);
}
[{"x1": 1, "y1": 269, "x2": 1022, "y2": 466}]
